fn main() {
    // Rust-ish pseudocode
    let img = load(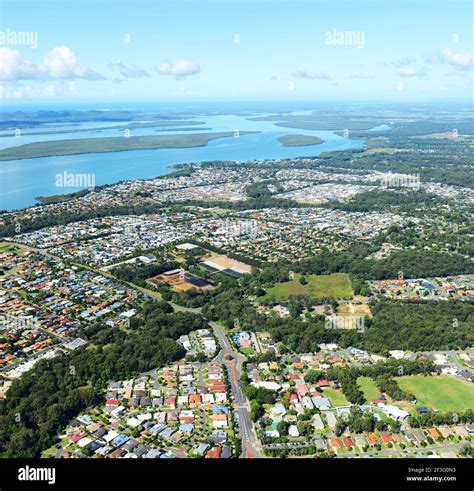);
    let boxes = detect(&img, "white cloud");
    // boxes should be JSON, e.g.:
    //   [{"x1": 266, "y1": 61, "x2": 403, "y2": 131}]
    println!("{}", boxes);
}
[
  {"x1": 0, "y1": 46, "x2": 104, "y2": 81},
  {"x1": 440, "y1": 48, "x2": 473, "y2": 70},
  {"x1": 293, "y1": 67, "x2": 334, "y2": 80},
  {"x1": 0, "y1": 48, "x2": 39, "y2": 81},
  {"x1": 155, "y1": 59, "x2": 200, "y2": 77},
  {"x1": 110, "y1": 58, "x2": 150, "y2": 78},
  {"x1": 42, "y1": 46, "x2": 103, "y2": 79}
]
